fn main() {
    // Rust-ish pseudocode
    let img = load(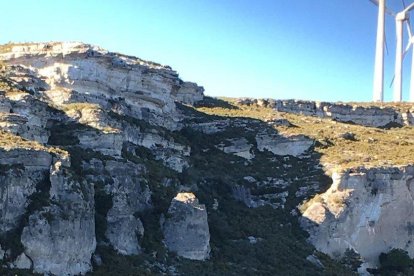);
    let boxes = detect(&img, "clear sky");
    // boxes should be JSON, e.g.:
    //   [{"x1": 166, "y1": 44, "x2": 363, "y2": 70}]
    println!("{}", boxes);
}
[{"x1": 0, "y1": 0, "x2": 412, "y2": 102}]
